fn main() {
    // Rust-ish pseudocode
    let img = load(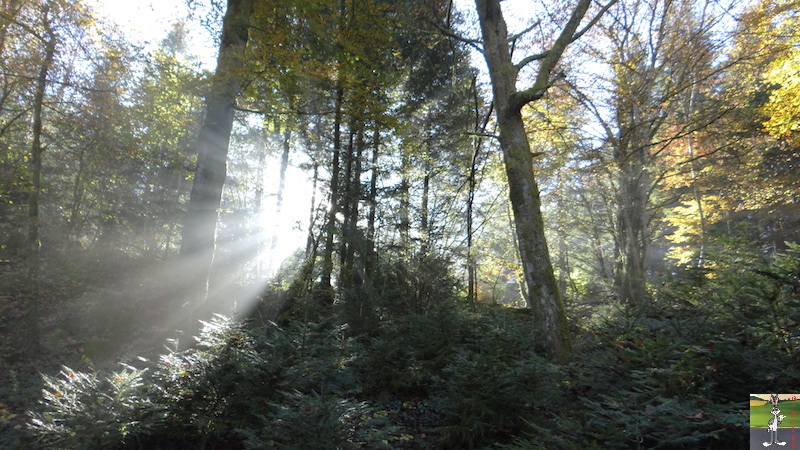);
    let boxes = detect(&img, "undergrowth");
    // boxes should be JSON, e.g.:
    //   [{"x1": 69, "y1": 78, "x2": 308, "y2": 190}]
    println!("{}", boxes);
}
[{"x1": 18, "y1": 243, "x2": 800, "y2": 448}]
